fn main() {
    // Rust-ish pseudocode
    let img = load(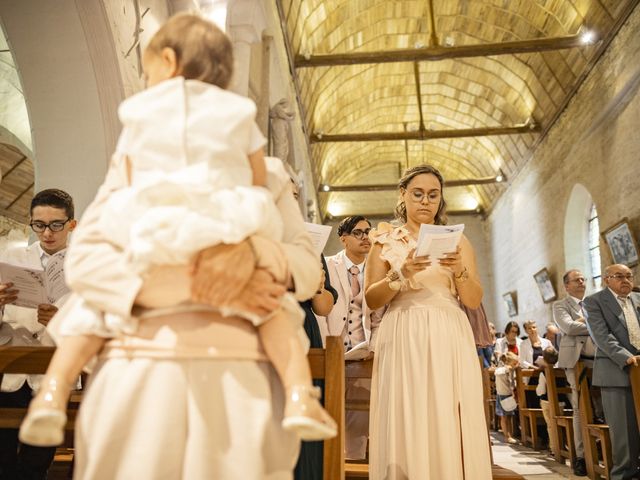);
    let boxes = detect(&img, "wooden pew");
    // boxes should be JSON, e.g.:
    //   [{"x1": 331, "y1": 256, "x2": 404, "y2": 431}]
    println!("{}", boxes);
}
[
  {"x1": 515, "y1": 368, "x2": 545, "y2": 449},
  {"x1": 344, "y1": 358, "x2": 373, "y2": 479},
  {"x1": 0, "y1": 346, "x2": 78, "y2": 433},
  {"x1": 308, "y1": 336, "x2": 346, "y2": 480},
  {"x1": 630, "y1": 364, "x2": 640, "y2": 433},
  {"x1": 544, "y1": 366, "x2": 575, "y2": 465},
  {"x1": 575, "y1": 361, "x2": 611, "y2": 480}
]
